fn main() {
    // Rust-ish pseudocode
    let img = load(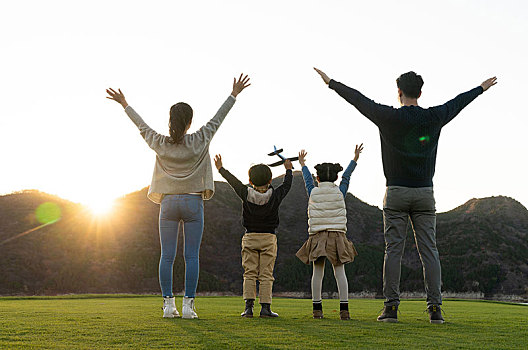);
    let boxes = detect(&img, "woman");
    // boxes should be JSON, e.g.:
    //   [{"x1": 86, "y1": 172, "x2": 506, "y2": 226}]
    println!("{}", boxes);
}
[{"x1": 106, "y1": 74, "x2": 251, "y2": 319}]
